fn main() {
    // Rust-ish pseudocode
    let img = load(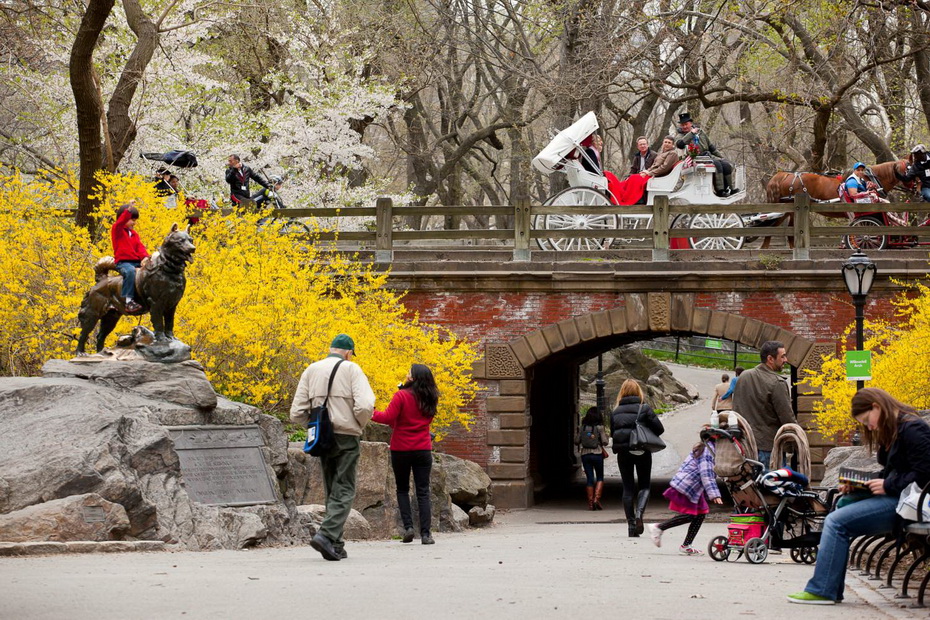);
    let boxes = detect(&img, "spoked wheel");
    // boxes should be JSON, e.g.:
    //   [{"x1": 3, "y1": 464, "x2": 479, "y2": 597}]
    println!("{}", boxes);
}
[
  {"x1": 744, "y1": 537, "x2": 769, "y2": 564},
  {"x1": 845, "y1": 216, "x2": 887, "y2": 251},
  {"x1": 790, "y1": 547, "x2": 802, "y2": 563},
  {"x1": 533, "y1": 187, "x2": 616, "y2": 251},
  {"x1": 279, "y1": 219, "x2": 311, "y2": 236},
  {"x1": 687, "y1": 212, "x2": 745, "y2": 250},
  {"x1": 708, "y1": 535, "x2": 731, "y2": 562}
]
